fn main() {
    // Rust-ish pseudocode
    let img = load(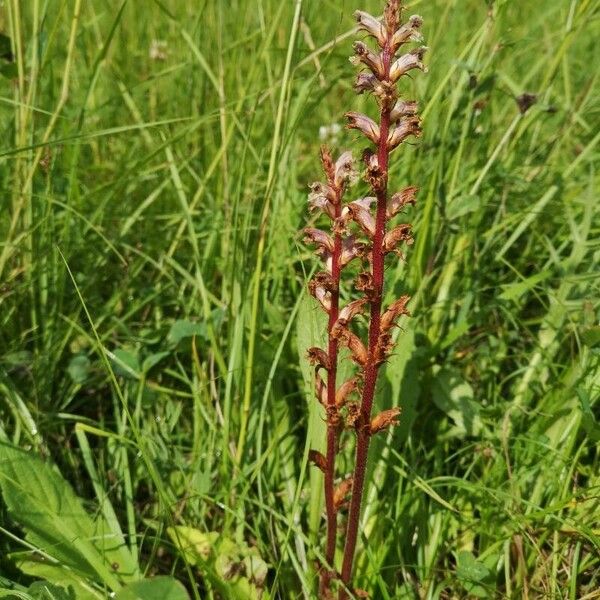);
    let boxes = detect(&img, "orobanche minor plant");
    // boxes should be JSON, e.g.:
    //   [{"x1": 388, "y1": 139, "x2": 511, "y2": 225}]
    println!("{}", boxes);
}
[{"x1": 303, "y1": 1, "x2": 426, "y2": 597}]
